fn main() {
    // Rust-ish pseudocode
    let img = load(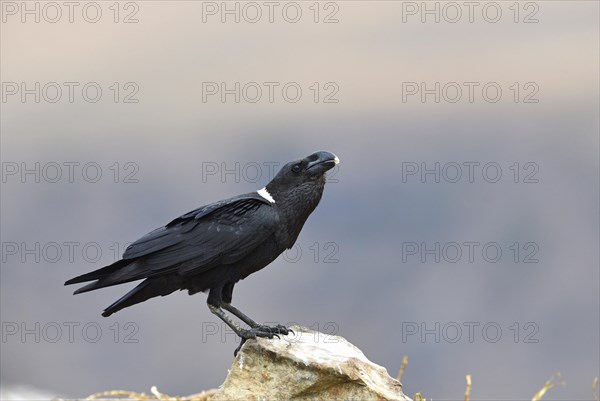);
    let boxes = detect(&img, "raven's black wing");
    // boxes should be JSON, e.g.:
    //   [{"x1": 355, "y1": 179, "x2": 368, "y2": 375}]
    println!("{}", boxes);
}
[
  {"x1": 66, "y1": 194, "x2": 279, "y2": 290},
  {"x1": 124, "y1": 194, "x2": 279, "y2": 276}
]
